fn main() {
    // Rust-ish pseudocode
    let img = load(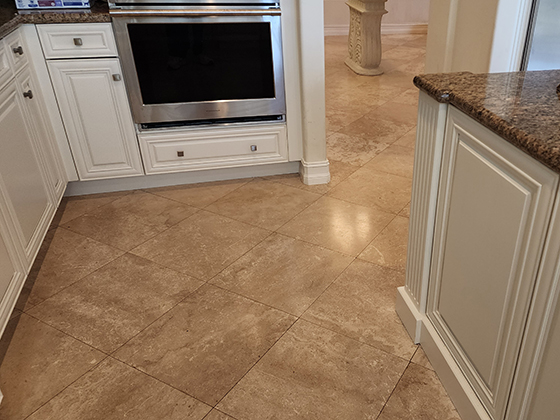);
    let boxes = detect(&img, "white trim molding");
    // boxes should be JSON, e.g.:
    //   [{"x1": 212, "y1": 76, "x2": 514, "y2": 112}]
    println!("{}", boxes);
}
[
  {"x1": 324, "y1": 23, "x2": 428, "y2": 37},
  {"x1": 299, "y1": 159, "x2": 330, "y2": 185},
  {"x1": 65, "y1": 161, "x2": 300, "y2": 196},
  {"x1": 489, "y1": 0, "x2": 533, "y2": 72}
]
